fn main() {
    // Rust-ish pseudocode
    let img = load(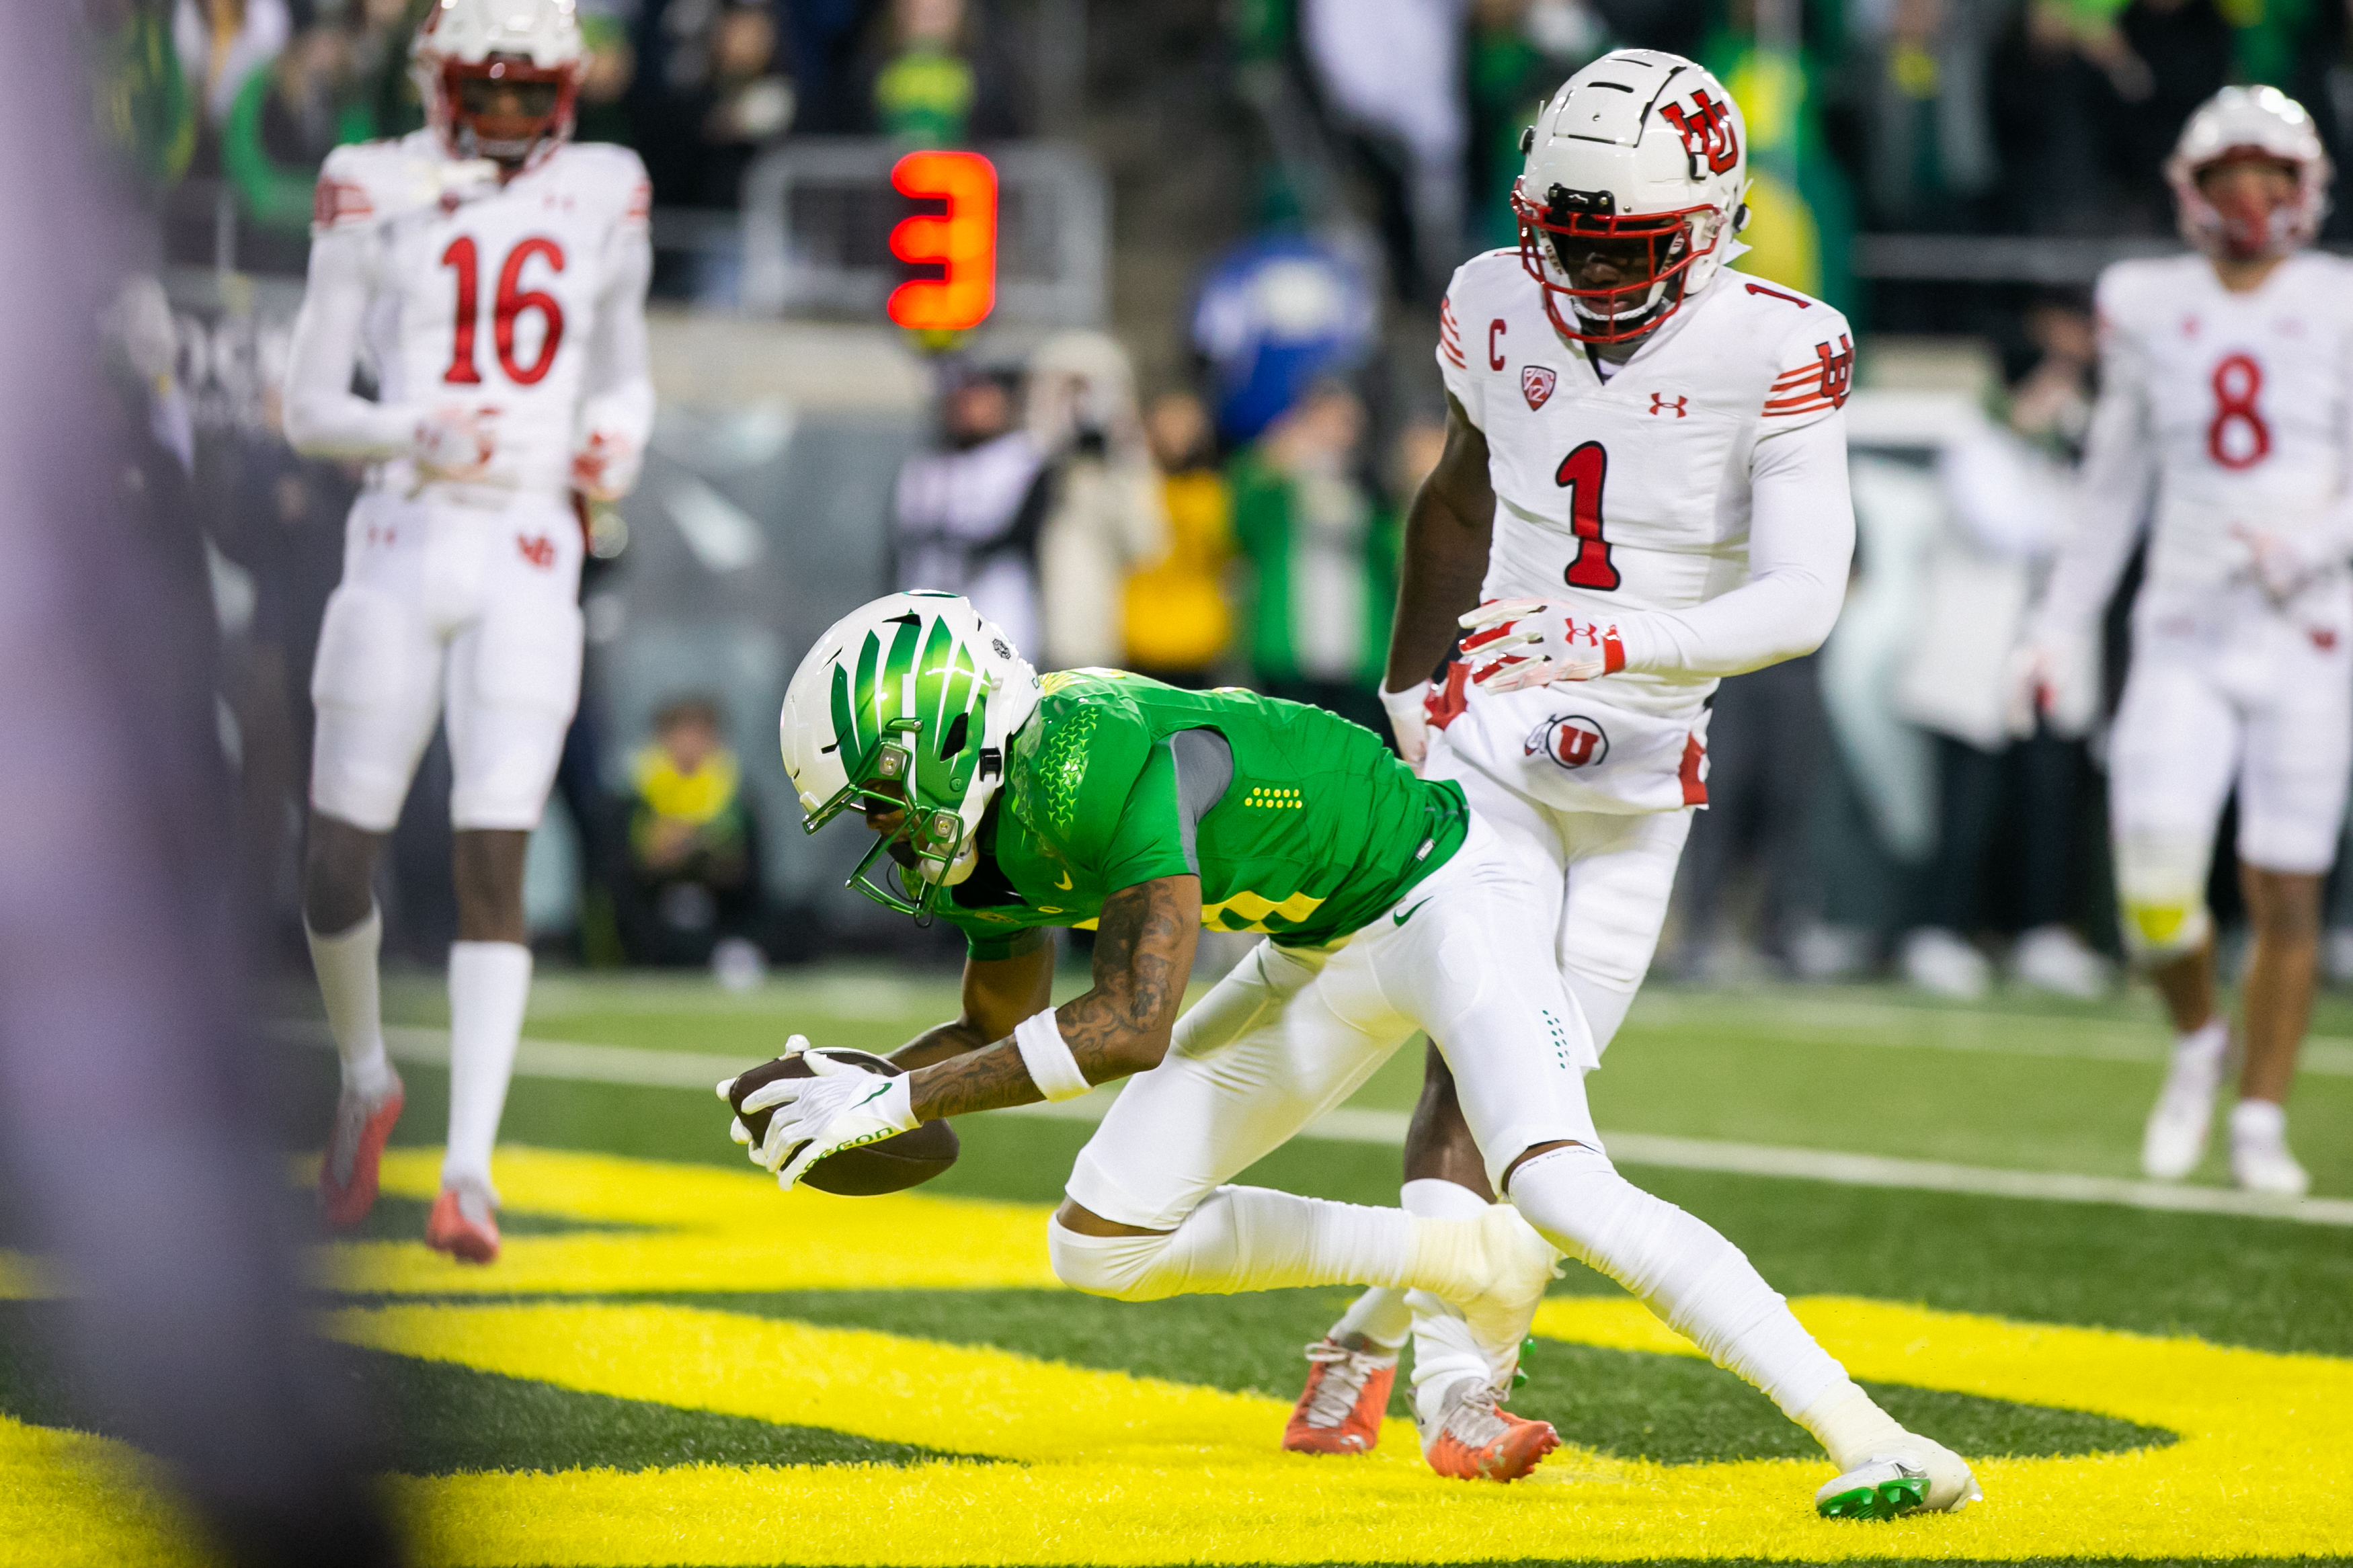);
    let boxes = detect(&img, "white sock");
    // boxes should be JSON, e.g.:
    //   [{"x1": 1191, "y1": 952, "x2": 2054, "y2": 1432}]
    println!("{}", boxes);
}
[
  {"x1": 2175, "y1": 1016, "x2": 2228, "y2": 1064},
  {"x1": 1328, "y1": 1180, "x2": 1486, "y2": 1350},
  {"x1": 442, "y1": 940, "x2": 531, "y2": 1200},
  {"x1": 2229, "y1": 1096, "x2": 2286, "y2": 1143},
  {"x1": 1796, "y1": 1378, "x2": 1910, "y2": 1469},
  {"x1": 307, "y1": 907, "x2": 394, "y2": 1100},
  {"x1": 1395, "y1": 1179, "x2": 1497, "y2": 1418},
  {"x1": 1507, "y1": 1143, "x2": 1845, "y2": 1422}
]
